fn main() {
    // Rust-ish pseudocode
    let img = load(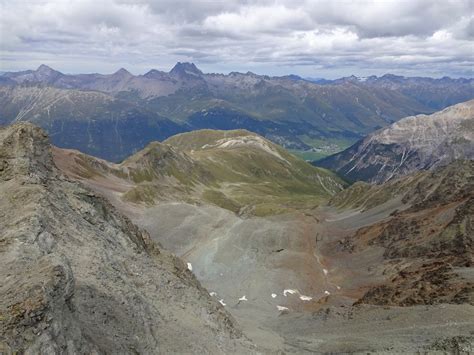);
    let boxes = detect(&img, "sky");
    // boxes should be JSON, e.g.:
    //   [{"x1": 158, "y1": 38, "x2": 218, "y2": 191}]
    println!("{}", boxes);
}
[{"x1": 0, "y1": 0, "x2": 473, "y2": 78}]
